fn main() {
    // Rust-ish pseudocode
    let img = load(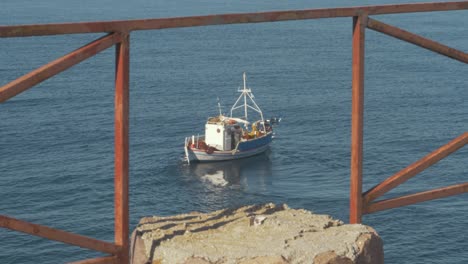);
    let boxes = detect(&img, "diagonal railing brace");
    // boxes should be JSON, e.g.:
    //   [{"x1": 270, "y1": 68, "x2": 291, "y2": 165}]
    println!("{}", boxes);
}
[
  {"x1": 0, "y1": 215, "x2": 120, "y2": 255},
  {"x1": 365, "y1": 182, "x2": 468, "y2": 214},
  {"x1": 0, "y1": 33, "x2": 122, "y2": 103},
  {"x1": 366, "y1": 18, "x2": 468, "y2": 63},
  {"x1": 363, "y1": 132, "x2": 468, "y2": 204}
]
